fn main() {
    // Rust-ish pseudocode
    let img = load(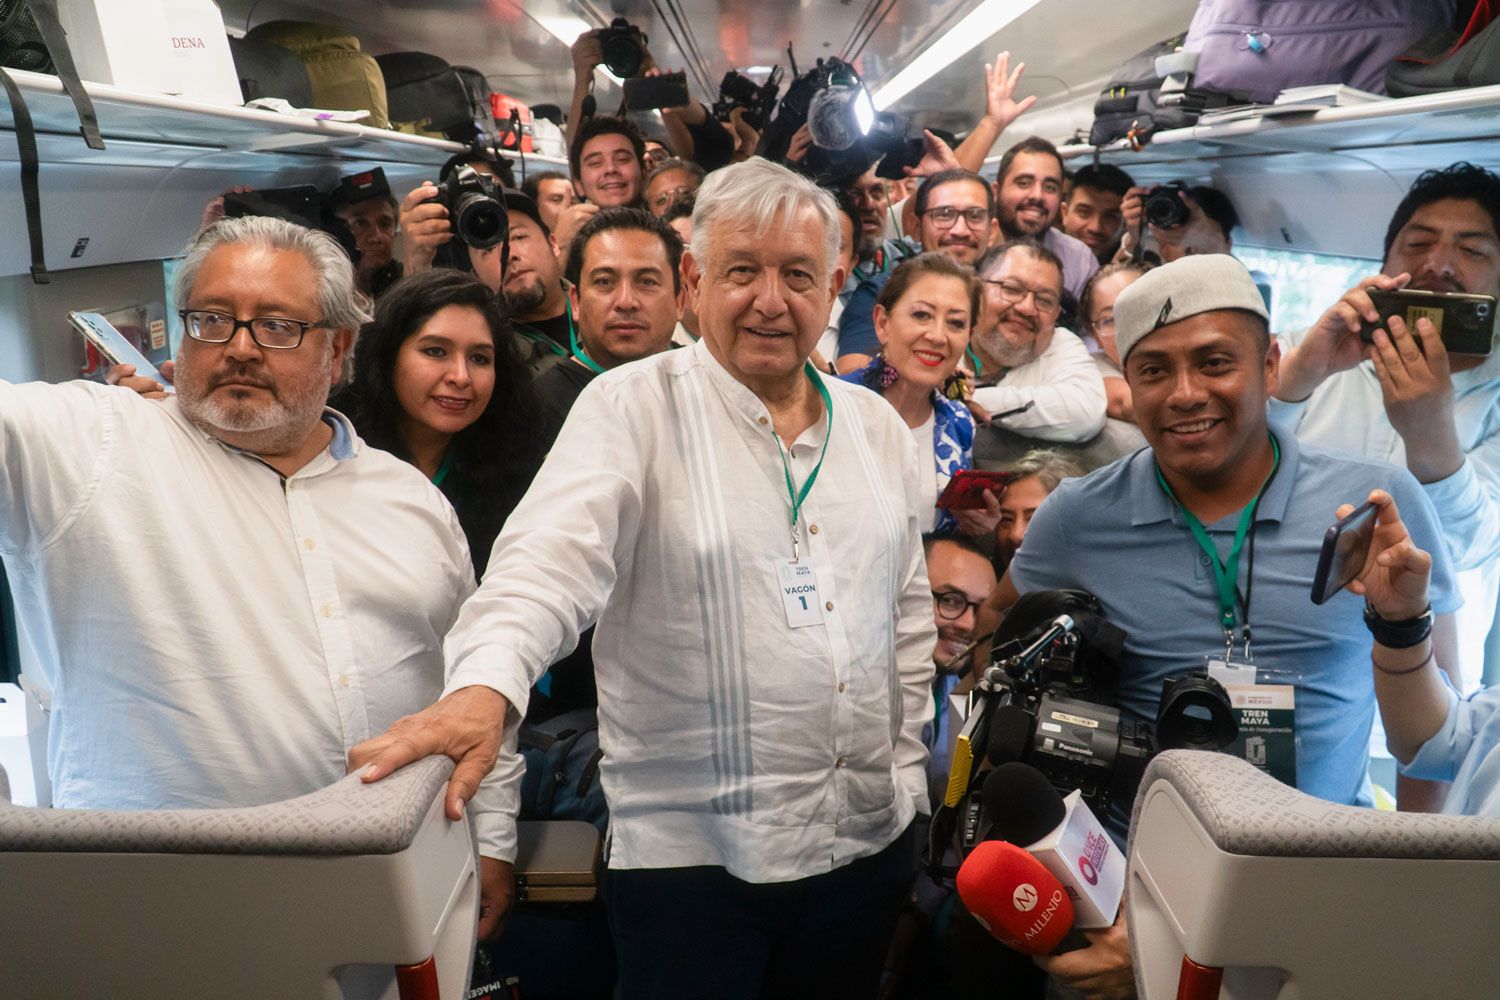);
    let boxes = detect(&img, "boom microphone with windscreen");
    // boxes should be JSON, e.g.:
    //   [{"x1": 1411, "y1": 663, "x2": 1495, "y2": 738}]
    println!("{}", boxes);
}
[{"x1": 956, "y1": 840, "x2": 1086, "y2": 955}]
